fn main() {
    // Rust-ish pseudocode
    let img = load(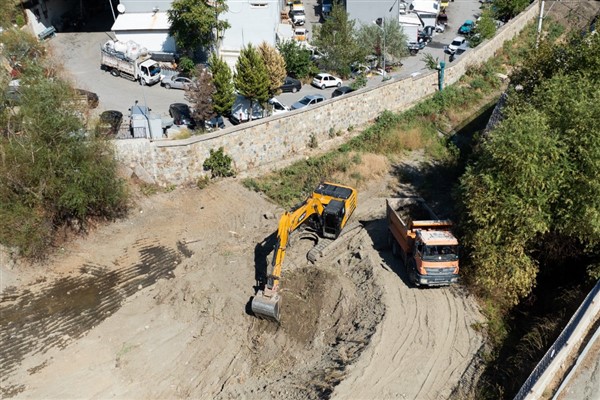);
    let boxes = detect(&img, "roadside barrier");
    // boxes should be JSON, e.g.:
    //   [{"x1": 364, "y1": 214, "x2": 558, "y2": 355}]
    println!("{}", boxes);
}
[{"x1": 514, "y1": 279, "x2": 600, "y2": 400}]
